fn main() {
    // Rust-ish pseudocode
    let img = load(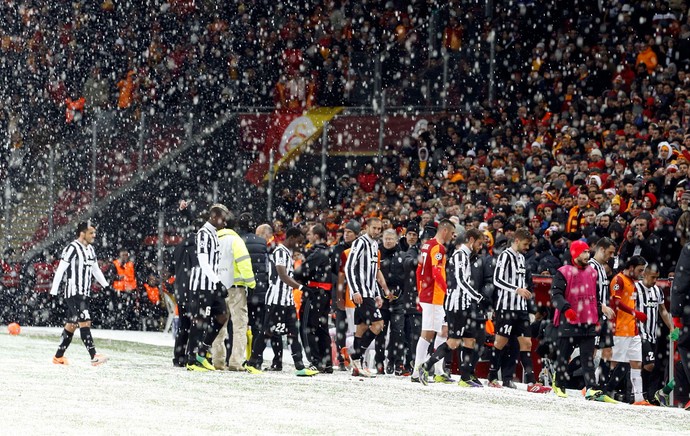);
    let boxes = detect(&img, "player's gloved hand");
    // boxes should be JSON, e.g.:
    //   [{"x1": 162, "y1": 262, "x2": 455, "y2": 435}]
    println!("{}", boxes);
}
[
  {"x1": 634, "y1": 310, "x2": 648, "y2": 323},
  {"x1": 564, "y1": 308, "x2": 577, "y2": 323},
  {"x1": 216, "y1": 282, "x2": 228, "y2": 298},
  {"x1": 673, "y1": 317, "x2": 683, "y2": 329},
  {"x1": 670, "y1": 327, "x2": 681, "y2": 342}
]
